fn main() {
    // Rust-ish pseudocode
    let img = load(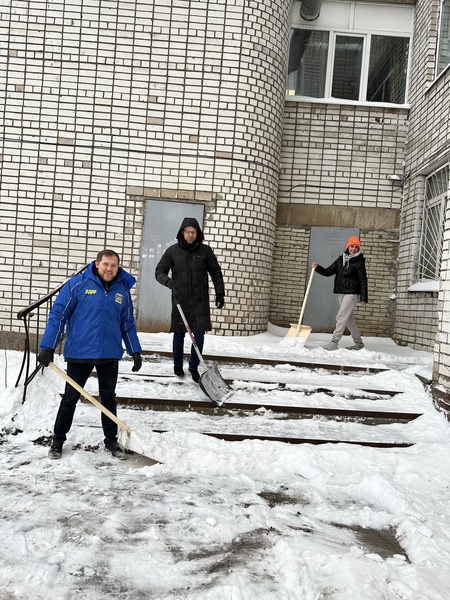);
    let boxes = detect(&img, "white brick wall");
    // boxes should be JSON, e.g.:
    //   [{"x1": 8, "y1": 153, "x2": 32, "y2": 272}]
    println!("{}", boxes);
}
[{"x1": 0, "y1": 0, "x2": 292, "y2": 339}]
